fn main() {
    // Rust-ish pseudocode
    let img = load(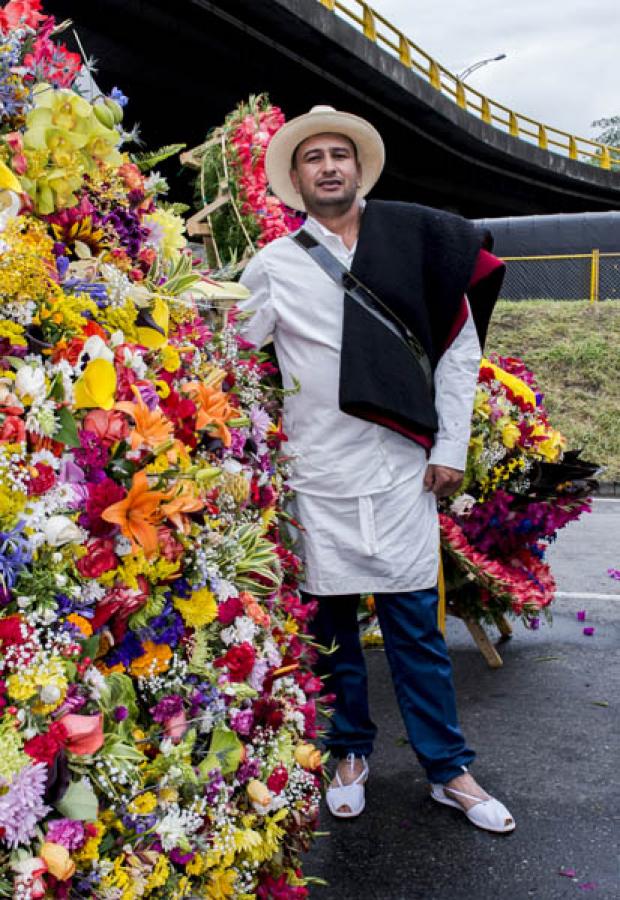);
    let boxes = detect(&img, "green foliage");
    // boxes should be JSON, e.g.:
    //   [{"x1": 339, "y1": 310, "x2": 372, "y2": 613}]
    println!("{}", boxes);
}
[
  {"x1": 487, "y1": 300, "x2": 620, "y2": 480},
  {"x1": 591, "y1": 115, "x2": 620, "y2": 147},
  {"x1": 131, "y1": 143, "x2": 186, "y2": 172}
]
